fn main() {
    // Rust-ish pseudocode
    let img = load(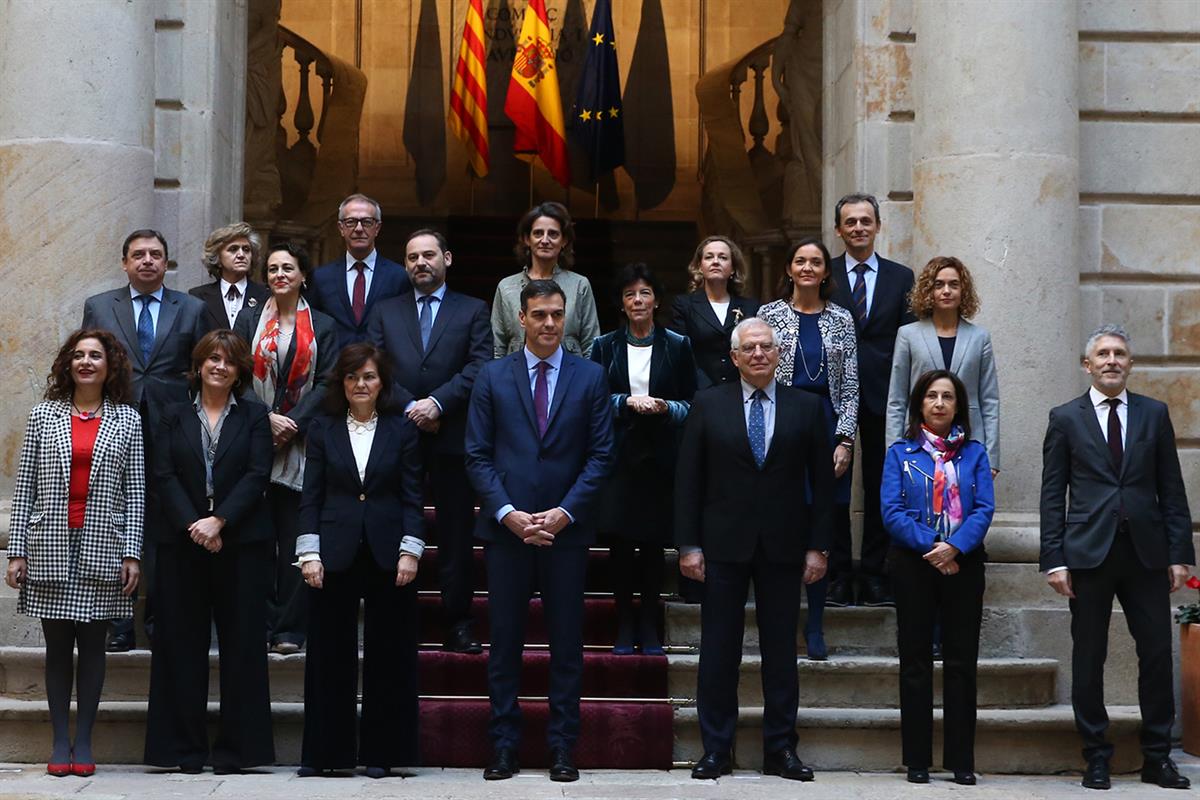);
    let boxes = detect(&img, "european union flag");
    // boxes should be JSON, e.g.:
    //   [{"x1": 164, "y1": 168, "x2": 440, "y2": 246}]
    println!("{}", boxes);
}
[{"x1": 569, "y1": 0, "x2": 624, "y2": 181}]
